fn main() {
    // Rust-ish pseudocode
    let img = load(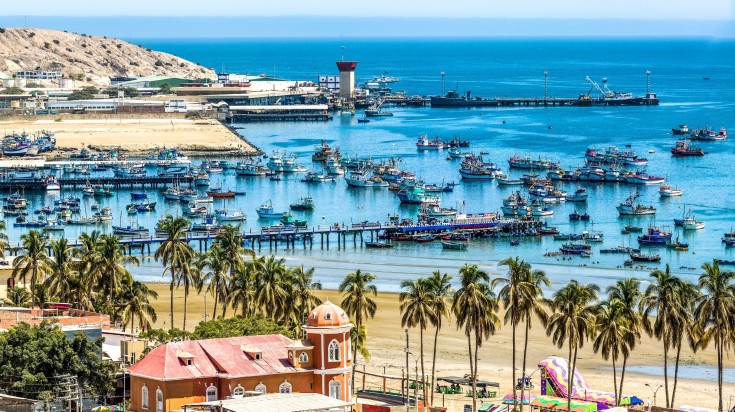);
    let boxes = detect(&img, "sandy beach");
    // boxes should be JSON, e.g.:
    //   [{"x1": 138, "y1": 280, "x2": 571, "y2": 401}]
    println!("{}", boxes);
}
[
  {"x1": 143, "y1": 282, "x2": 734, "y2": 411},
  {"x1": 0, "y1": 116, "x2": 260, "y2": 156}
]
